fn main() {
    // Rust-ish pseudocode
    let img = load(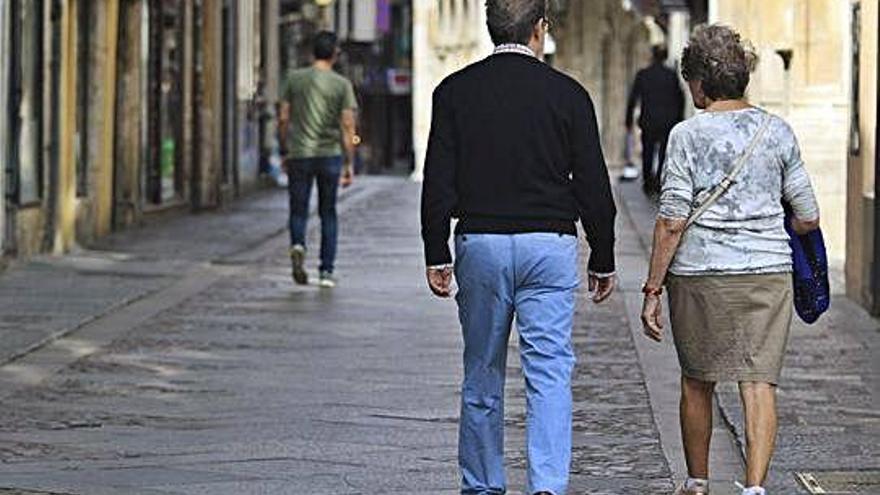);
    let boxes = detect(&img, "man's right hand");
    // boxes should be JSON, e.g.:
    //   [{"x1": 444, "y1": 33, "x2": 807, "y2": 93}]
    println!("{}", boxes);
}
[
  {"x1": 588, "y1": 273, "x2": 616, "y2": 304},
  {"x1": 340, "y1": 166, "x2": 354, "y2": 188},
  {"x1": 426, "y1": 267, "x2": 453, "y2": 298}
]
